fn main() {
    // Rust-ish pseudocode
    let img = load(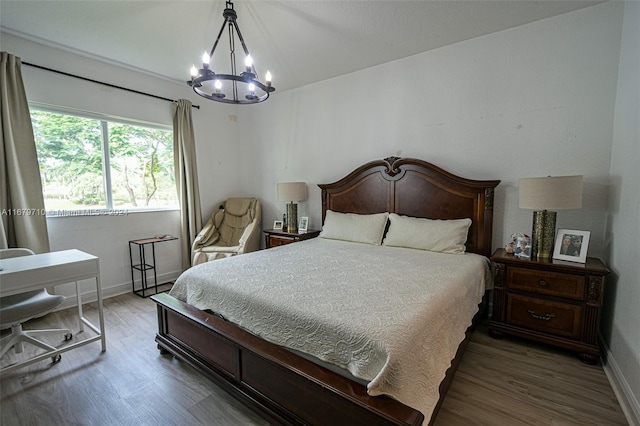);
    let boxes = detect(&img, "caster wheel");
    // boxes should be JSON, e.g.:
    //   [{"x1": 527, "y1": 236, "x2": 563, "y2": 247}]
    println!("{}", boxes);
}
[
  {"x1": 64, "y1": 333, "x2": 73, "y2": 341},
  {"x1": 52, "y1": 354, "x2": 62, "y2": 364}
]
